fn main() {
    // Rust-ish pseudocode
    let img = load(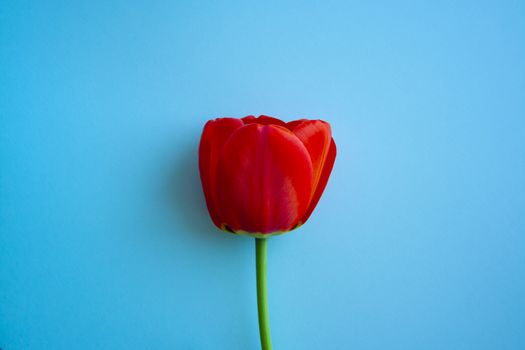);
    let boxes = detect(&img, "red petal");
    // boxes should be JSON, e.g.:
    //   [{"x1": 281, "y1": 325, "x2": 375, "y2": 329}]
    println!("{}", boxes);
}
[
  {"x1": 198, "y1": 118, "x2": 244, "y2": 228},
  {"x1": 299, "y1": 138, "x2": 336, "y2": 224},
  {"x1": 285, "y1": 119, "x2": 308, "y2": 131},
  {"x1": 241, "y1": 115, "x2": 256, "y2": 123},
  {"x1": 216, "y1": 124, "x2": 313, "y2": 234},
  {"x1": 292, "y1": 120, "x2": 332, "y2": 199},
  {"x1": 242, "y1": 115, "x2": 286, "y2": 127}
]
